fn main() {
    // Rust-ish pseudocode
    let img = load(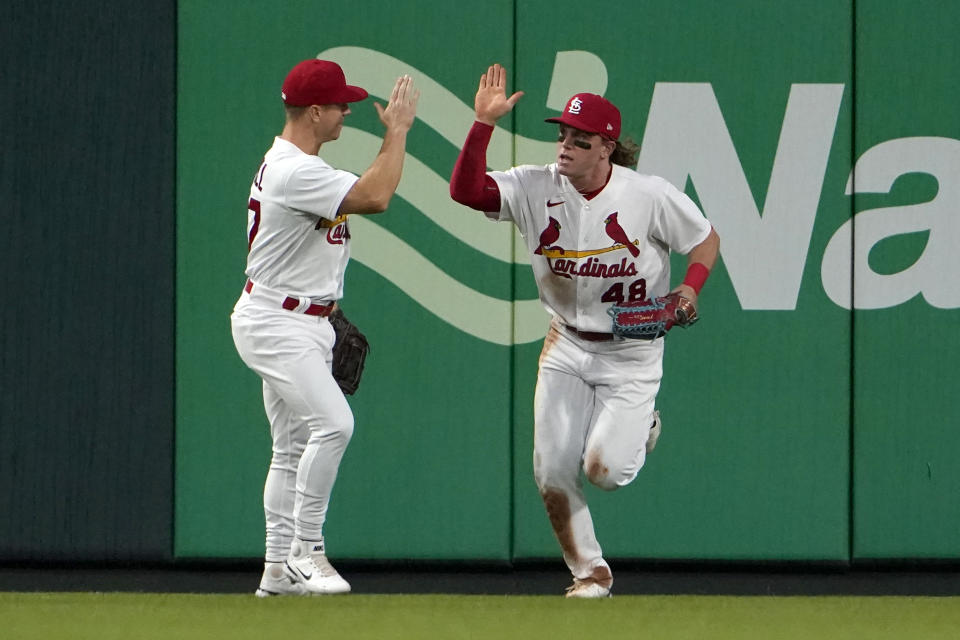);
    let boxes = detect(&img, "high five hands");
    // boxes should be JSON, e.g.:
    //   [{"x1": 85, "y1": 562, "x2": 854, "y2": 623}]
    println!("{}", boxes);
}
[
  {"x1": 475, "y1": 64, "x2": 524, "y2": 126},
  {"x1": 376, "y1": 74, "x2": 420, "y2": 133}
]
